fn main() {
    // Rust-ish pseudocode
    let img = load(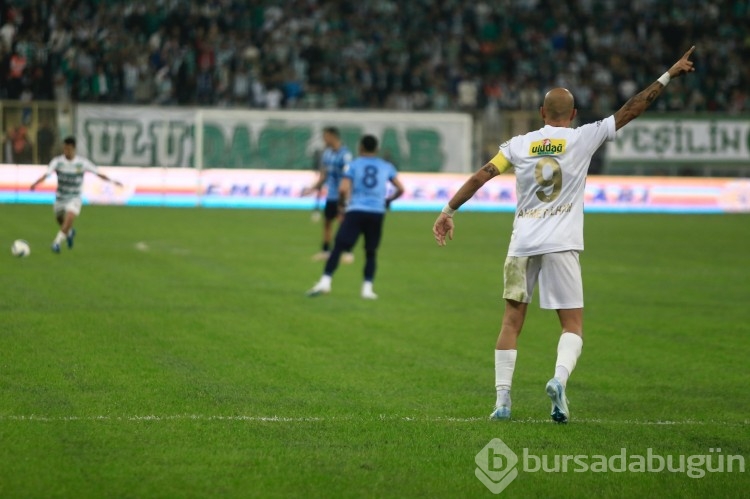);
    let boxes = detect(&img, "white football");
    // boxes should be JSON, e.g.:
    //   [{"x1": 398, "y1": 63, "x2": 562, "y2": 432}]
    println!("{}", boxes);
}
[{"x1": 11, "y1": 239, "x2": 30, "y2": 257}]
